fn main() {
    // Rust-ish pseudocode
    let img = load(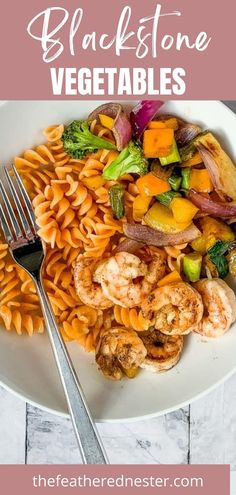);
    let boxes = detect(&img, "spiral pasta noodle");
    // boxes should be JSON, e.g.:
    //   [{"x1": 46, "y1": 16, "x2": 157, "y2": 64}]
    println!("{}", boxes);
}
[
  {"x1": 0, "y1": 241, "x2": 44, "y2": 336},
  {"x1": 113, "y1": 305, "x2": 150, "y2": 332},
  {"x1": 164, "y1": 244, "x2": 187, "y2": 274},
  {"x1": 4, "y1": 118, "x2": 166, "y2": 352},
  {"x1": 3, "y1": 126, "x2": 126, "y2": 348}
]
